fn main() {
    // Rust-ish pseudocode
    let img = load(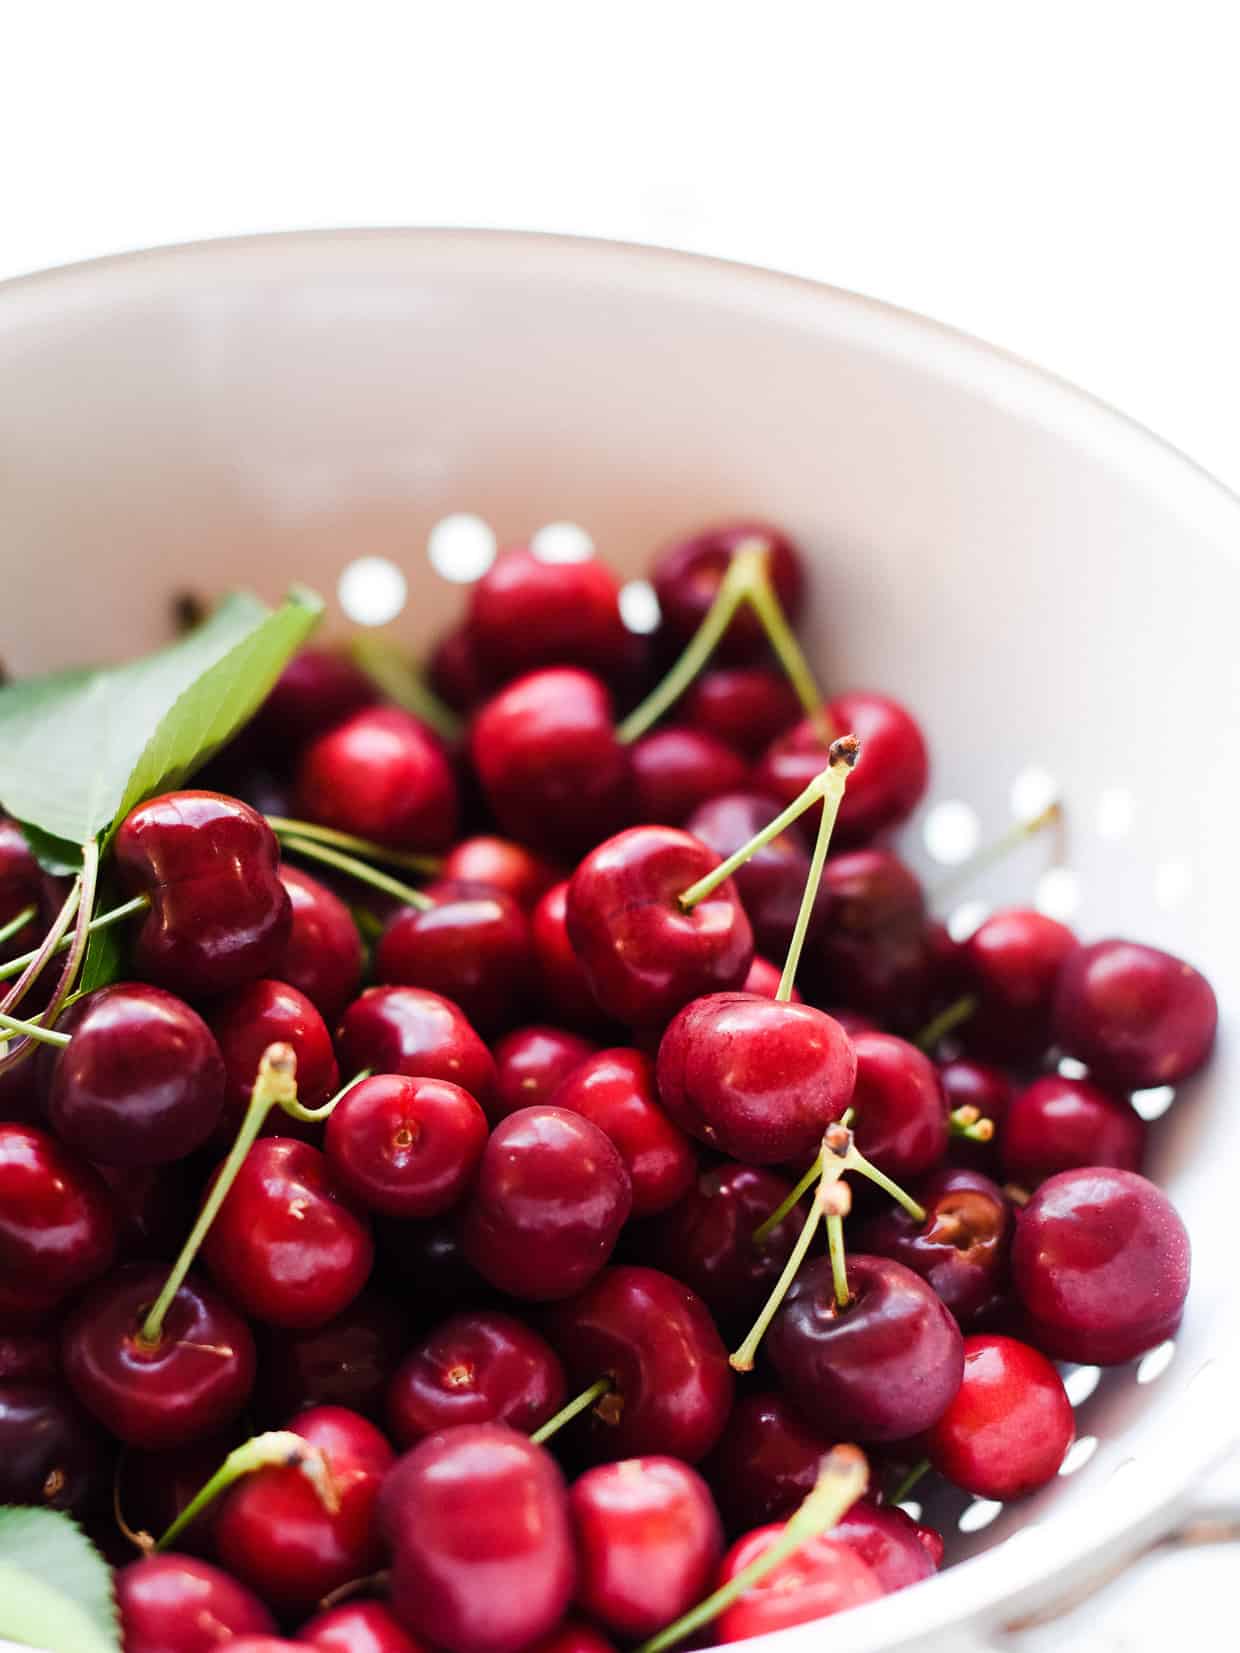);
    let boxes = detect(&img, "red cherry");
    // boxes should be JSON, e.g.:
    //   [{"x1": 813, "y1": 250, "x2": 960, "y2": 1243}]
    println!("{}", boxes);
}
[
  {"x1": 462, "y1": 1107, "x2": 631, "y2": 1301},
  {"x1": 940, "y1": 1058, "x2": 1011, "y2": 1172},
  {"x1": 849, "y1": 1032, "x2": 950, "y2": 1181},
  {"x1": 296, "y1": 706, "x2": 459, "y2": 851},
  {"x1": 275, "y1": 867, "x2": 364, "y2": 1024},
  {"x1": 97, "y1": 1158, "x2": 193, "y2": 1263},
  {"x1": 226, "y1": 1640, "x2": 311, "y2": 1651},
  {"x1": 548, "y1": 1048, "x2": 695, "y2": 1218},
  {"x1": 117, "y1": 1428, "x2": 243, "y2": 1555},
  {"x1": 1052, "y1": 939, "x2": 1218, "y2": 1088},
  {"x1": 0, "y1": 1380, "x2": 111, "y2": 1513},
  {"x1": 682, "y1": 667, "x2": 801, "y2": 758},
  {"x1": 857, "y1": 1167, "x2": 1013, "y2": 1325},
  {"x1": 530, "y1": 883, "x2": 610, "y2": 1030},
  {"x1": 703, "y1": 1391, "x2": 836, "y2": 1533},
  {"x1": 0, "y1": 1331, "x2": 57, "y2": 1382},
  {"x1": 523, "y1": 1623, "x2": 616, "y2": 1653},
  {"x1": 325, "y1": 1074, "x2": 487, "y2": 1220},
  {"x1": 252, "y1": 648, "x2": 376, "y2": 746},
  {"x1": 301, "y1": 1601, "x2": 426, "y2": 1653},
  {"x1": 830, "y1": 1501, "x2": 941, "y2": 1592},
  {"x1": 570, "y1": 1456, "x2": 723, "y2": 1636},
  {"x1": 386, "y1": 1308, "x2": 565, "y2": 1446},
  {"x1": 429, "y1": 625, "x2": 488, "y2": 714},
  {"x1": 0, "y1": 815, "x2": 52, "y2": 960},
  {"x1": 117, "y1": 1554, "x2": 277, "y2": 1653},
  {"x1": 337, "y1": 987, "x2": 497, "y2": 1116},
  {"x1": 208, "y1": 979, "x2": 338, "y2": 1139},
  {"x1": 566, "y1": 828, "x2": 753, "y2": 1028},
  {"x1": 441, "y1": 835, "x2": 560, "y2": 911},
  {"x1": 379, "y1": 1424, "x2": 575, "y2": 1653},
  {"x1": 651, "y1": 521, "x2": 804, "y2": 662},
  {"x1": 630, "y1": 729, "x2": 749, "y2": 827},
  {"x1": 686, "y1": 790, "x2": 828, "y2": 958},
  {"x1": 961, "y1": 908, "x2": 1077, "y2": 1063},
  {"x1": 741, "y1": 954, "x2": 802, "y2": 1000},
  {"x1": 0, "y1": 1124, "x2": 117, "y2": 1324},
  {"x1": 467, "y1": 547, "x2": 630, "y2": 682},
  {"x1": 656, "y1": 994, "x2": 856, "y2": 1164},
  {"x1": 375, "y1": 890, "x2": 532, "y2": 1035},
  {"x1": 715, "y1": 1525, "x2": 883, "y2": 1640},
  {"x1": 1002, "y1": 1075, "x2": 1146, "y2": 1186},
  {"x1": 492, "y1": 1025, "x2": 598, "y2": 1121},
  {"x1": 115, "y1": 791, "x2": 292, "y2": 998},
  {"x1": 812, "y1": 849, "x2": 934, "y2": 1027},
  {"x1": 255, "y1": 1290, "x2": 408, "y2": 1426},
  {"x1": 927, "y1": 1333, "x2": 1074, "y2": 1498},
  {"x1": 203, "y1": 1138, "x2": 374, "y2": 1329}
]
